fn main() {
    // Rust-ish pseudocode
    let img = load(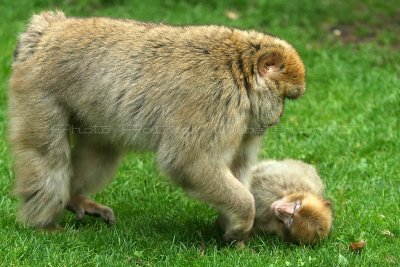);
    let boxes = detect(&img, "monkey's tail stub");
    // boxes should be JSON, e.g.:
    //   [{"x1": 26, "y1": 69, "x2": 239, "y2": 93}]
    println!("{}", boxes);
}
[{"x1": 14, "y1": 11, "x2": 66, "y2": 62}]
